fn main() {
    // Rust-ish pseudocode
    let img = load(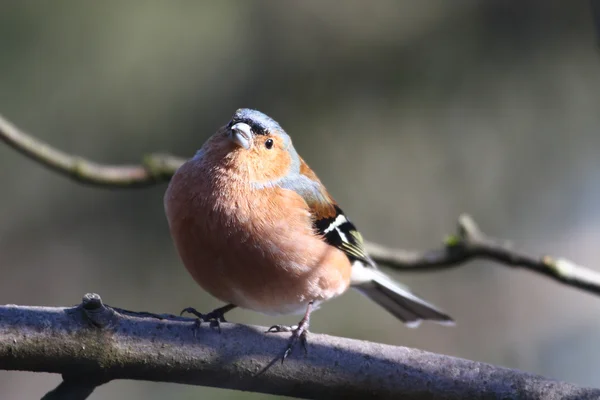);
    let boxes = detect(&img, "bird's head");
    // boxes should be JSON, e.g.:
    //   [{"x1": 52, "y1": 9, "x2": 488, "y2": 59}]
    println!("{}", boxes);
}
[{"x1": 210, "y1": 108, "x2": 299, "y2": 184}]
